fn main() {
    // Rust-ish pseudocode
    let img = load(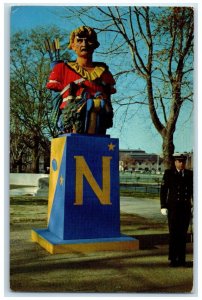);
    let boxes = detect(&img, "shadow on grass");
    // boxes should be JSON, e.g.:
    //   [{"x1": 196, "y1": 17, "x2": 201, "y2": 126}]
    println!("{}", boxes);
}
[{"x1": 133, "y1": 233, "x2": 193, "y2": 250}]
